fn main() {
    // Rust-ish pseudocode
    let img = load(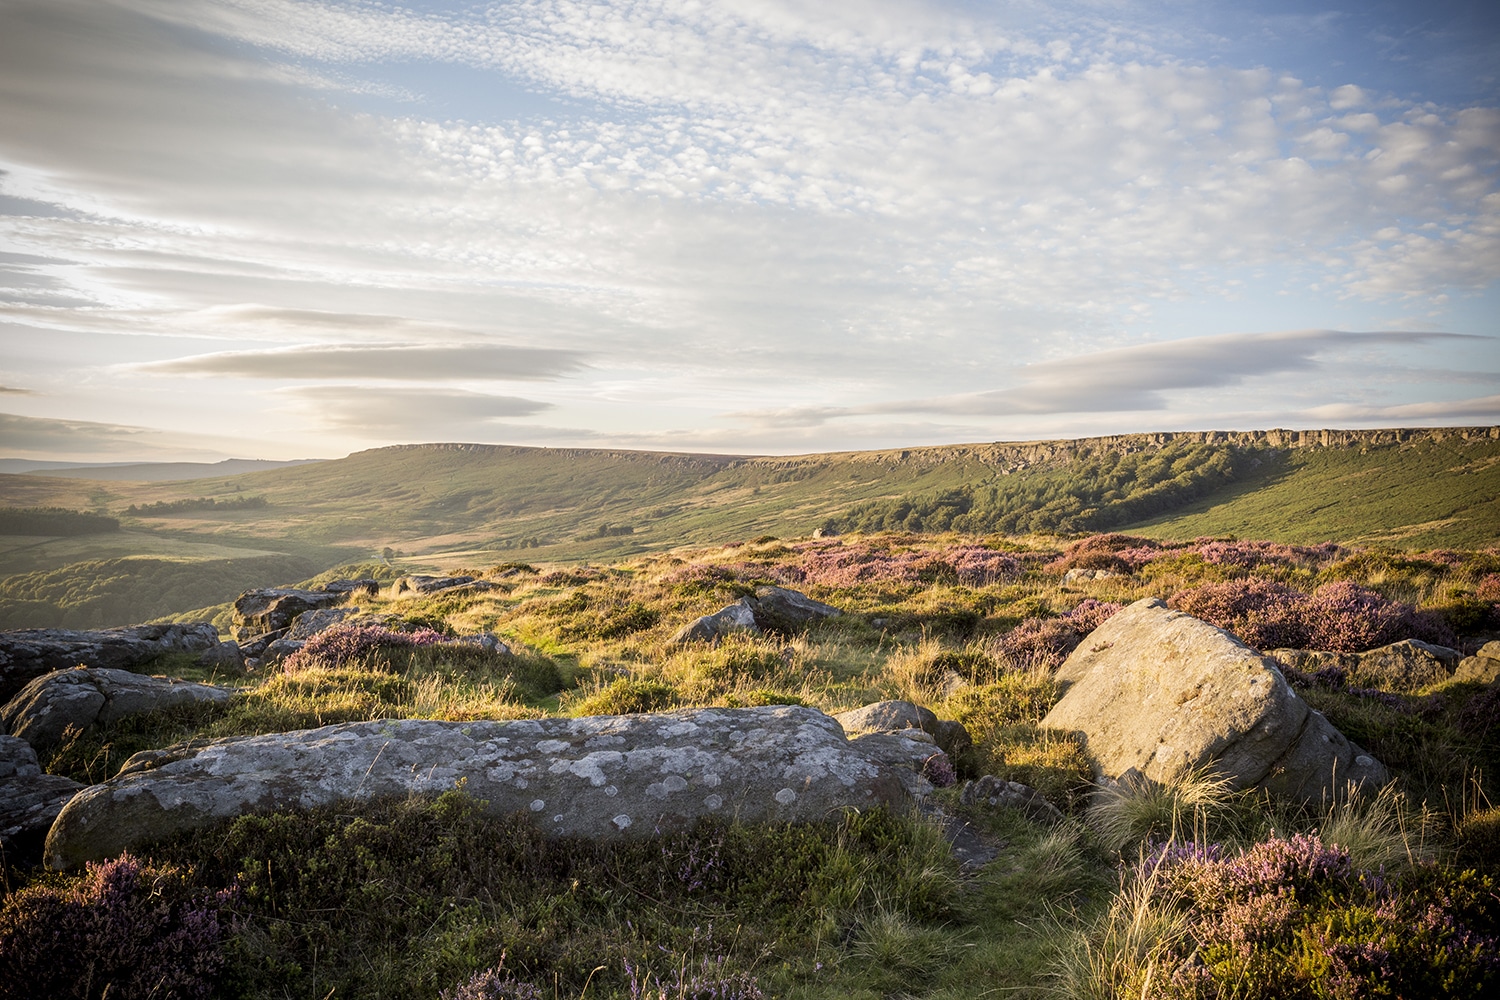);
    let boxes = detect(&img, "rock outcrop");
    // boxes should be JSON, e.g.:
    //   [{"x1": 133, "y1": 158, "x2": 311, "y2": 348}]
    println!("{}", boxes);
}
[
  {"x1": 1268, "y1": 639, "x2": 1463, "y2": 692},
  {"x1": 834, "y1": 700, "x2": 972, "y2": 759},
  {"x1": 1, "y1": 735, "x2": 83, "y2": 855},
  {"x1": 391, "y1": 575, "x2": 495, "y2": 596},
  {"x1": 0, "y1": 623, "x2": 229, "y2": 702},
  {"x1": 1455, "y1": 641, "x2": 1500, "y2": 685},
  {"x1": 233, "y1": 587, "x2": 345, "y2": 639},
  {"x1": 1041, "y1": 598, "x2": 1387, "y2": 802},
  {"x1": 1, "y1": 668, "x2": 234, "y2": 752},
  {"x1": 670, "y1": 587, "x2": 841, "y2": 645},
  {"x1": 45, "y1": 705, "x2": 934, "y2": 869},
  {"x1": 287, "y1": 607, "x2": 358, "y2": 640}
]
